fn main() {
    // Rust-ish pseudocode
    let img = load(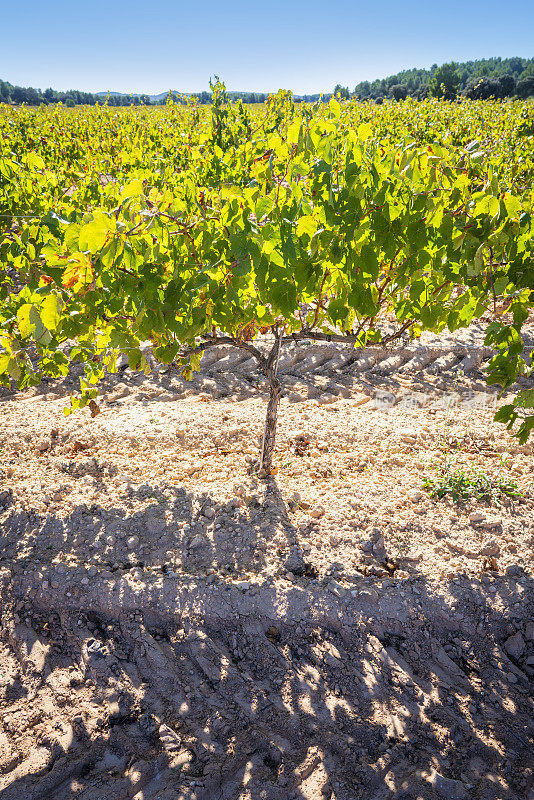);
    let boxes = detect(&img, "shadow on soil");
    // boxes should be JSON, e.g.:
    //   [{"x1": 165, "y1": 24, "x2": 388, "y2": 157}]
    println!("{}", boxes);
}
[{"x1": 0, "y1": 481, "x2": 533, "y2": 800}]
